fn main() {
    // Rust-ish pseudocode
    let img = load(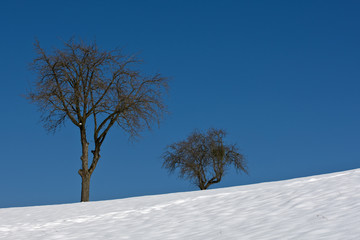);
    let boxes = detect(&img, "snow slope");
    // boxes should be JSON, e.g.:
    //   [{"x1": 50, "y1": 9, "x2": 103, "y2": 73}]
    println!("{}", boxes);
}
[{"x1": 1, "y1": 169, "x2": 360, "y2": 239}]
